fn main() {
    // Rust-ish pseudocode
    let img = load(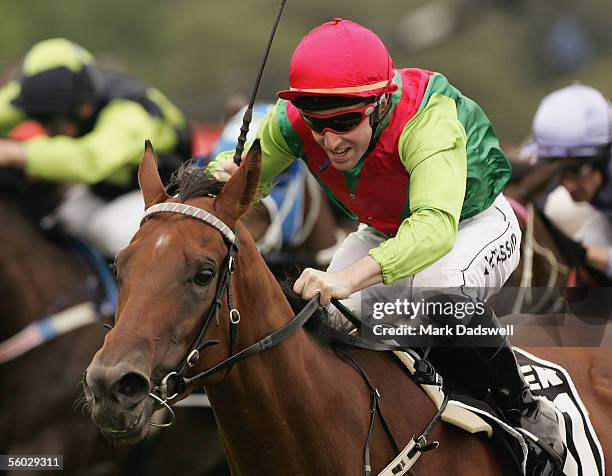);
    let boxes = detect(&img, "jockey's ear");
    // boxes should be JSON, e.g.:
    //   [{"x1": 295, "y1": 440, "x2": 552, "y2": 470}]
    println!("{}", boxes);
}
[
  {"x1": 213, "y1": 140, "x2": 262, "y2": 224},
  {"x1": 139, "y1": 140, "x2": 170, "y2": 209}
]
